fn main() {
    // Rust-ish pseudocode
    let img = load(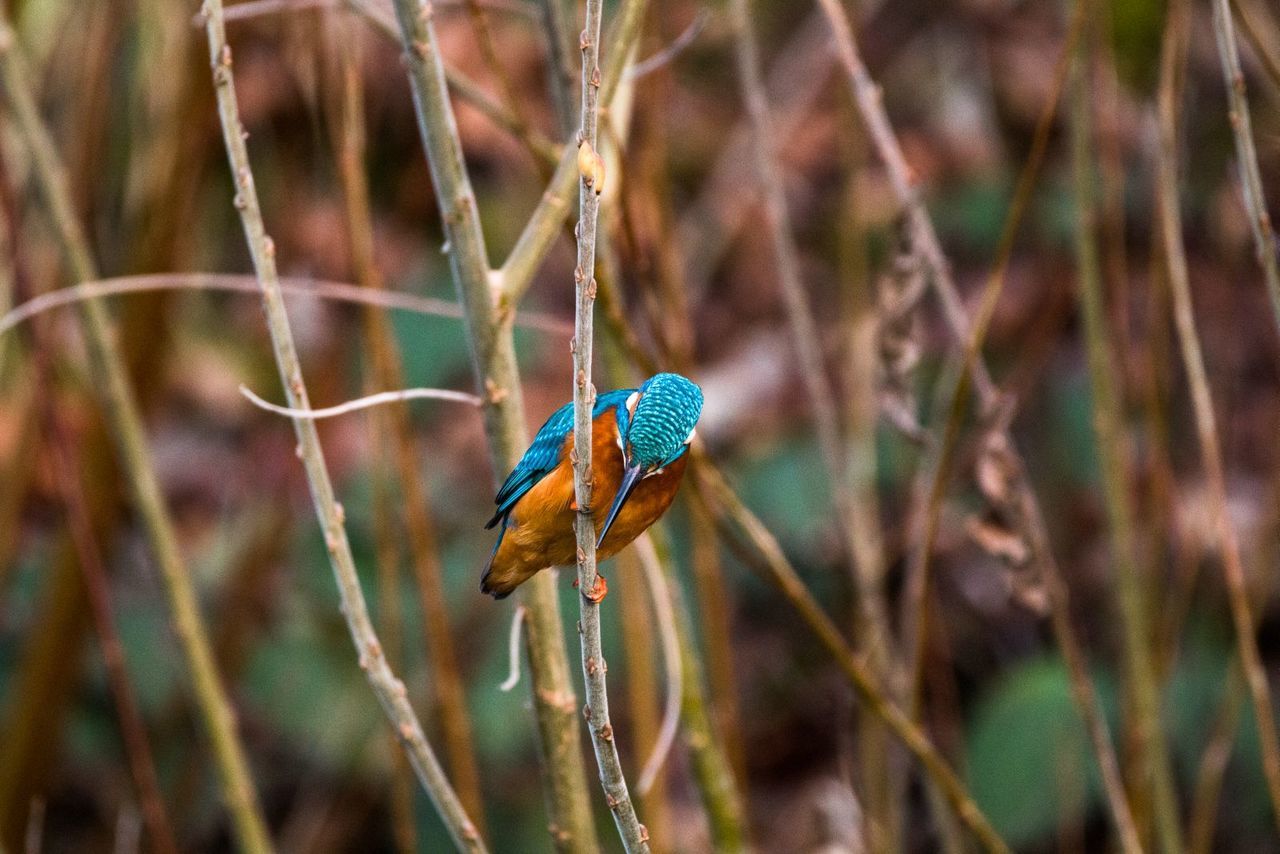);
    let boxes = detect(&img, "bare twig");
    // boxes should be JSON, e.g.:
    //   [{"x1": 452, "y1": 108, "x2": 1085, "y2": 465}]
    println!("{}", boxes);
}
[
  {"x1": 324, "y1": 20, "x2": 490, "y2": 828},
  {"x1": 1070, "y1": 25, "x2": 1181, "y2": 851},
  {"x1": 218, "y1": 0, "x2": 539, "y2": 24},
  {"x1": 728, "y1": 0, "x2": 897, "y2": 845},
  {"x1": 678, "y1": 11, "x2": 834, "y2": 298},
  {"x1": 1156, "y1": 0, "x2": 1280, "y2": 831},
  {"x1": 201, "y1": 2, "x2": 486, "y2": 849},
  {"x1": 814, "y1": 3, "x2": 1143, "y2": 849},
  {"x1": 633, "y1": 534, "x2": 683, "y2": 796},
  {"x1": 1210, "y1": 0, "x2": 1280, "y2": 336},
  {"x1": 498, "y1": 606, "x2": 527, "y2": 692},
  {"x1": 462, "y1": 0, "x2": 540, "y2": 168},
  {"x1": 627, "y1": 11, "x2": 706, "y2": 81},
  {"x1": 39, "y1": 379, "x2": 178, "y2": 854},
  {"x1": 693, "y1": 460, "x2": 1009, "y2": 853},
  {"x1": 0, "y1": 272, "x2": 573, "y2": 339},
  {"x1": 239, "y1": 383, "x2": 481, "y2": 418},
  {"x1": 1230, "y1": 0, "x2": 1280, "y2": 94},
  {"x1": 537, "y1": 0, "x2": 576, "y2": 137},
  {"x1": 644, "y1": 522, "x2": 748, "y2": 852},
  {"x1": 347, "y1": 0, "x2": 560, "y2": 166},
  {"x1": 496, "y1": 0, "x2": 652, "y2": 304},
  {"x1": 0, "y1": 12, "x2": 272, "y2": 852},
  {"x1": 570, "y1": 0, "x2": 648, "y2": 846},
  {"x1": 385, "y1": 0, "x2": 599, "y2": 847}
]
